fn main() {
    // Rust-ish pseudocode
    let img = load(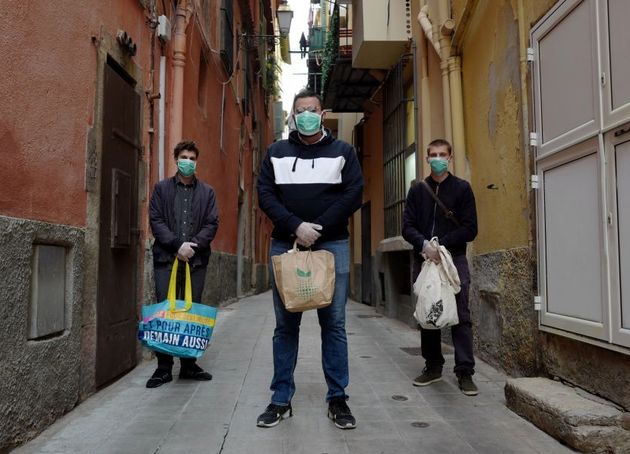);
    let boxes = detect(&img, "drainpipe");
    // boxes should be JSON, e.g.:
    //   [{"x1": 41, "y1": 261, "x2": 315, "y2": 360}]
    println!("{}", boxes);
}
[
  {"x1": 159, "y1": 55, "x2": 166, "y2": 180},
  {"x1": 416, "y1": 13, "x2": 432, "y2": 178},
  {"x1": 447, "y1": 55, "x2": 469, "y2": 180},
  {"x1": 167, "y1": 0, "x2": 193, "y2": 175},
  {"x1": 437, "y1": 1, "x2": 453, "y2": 145},
  {"x1": 417, "y1": 0, "x2": 468, "y2": 179}
]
